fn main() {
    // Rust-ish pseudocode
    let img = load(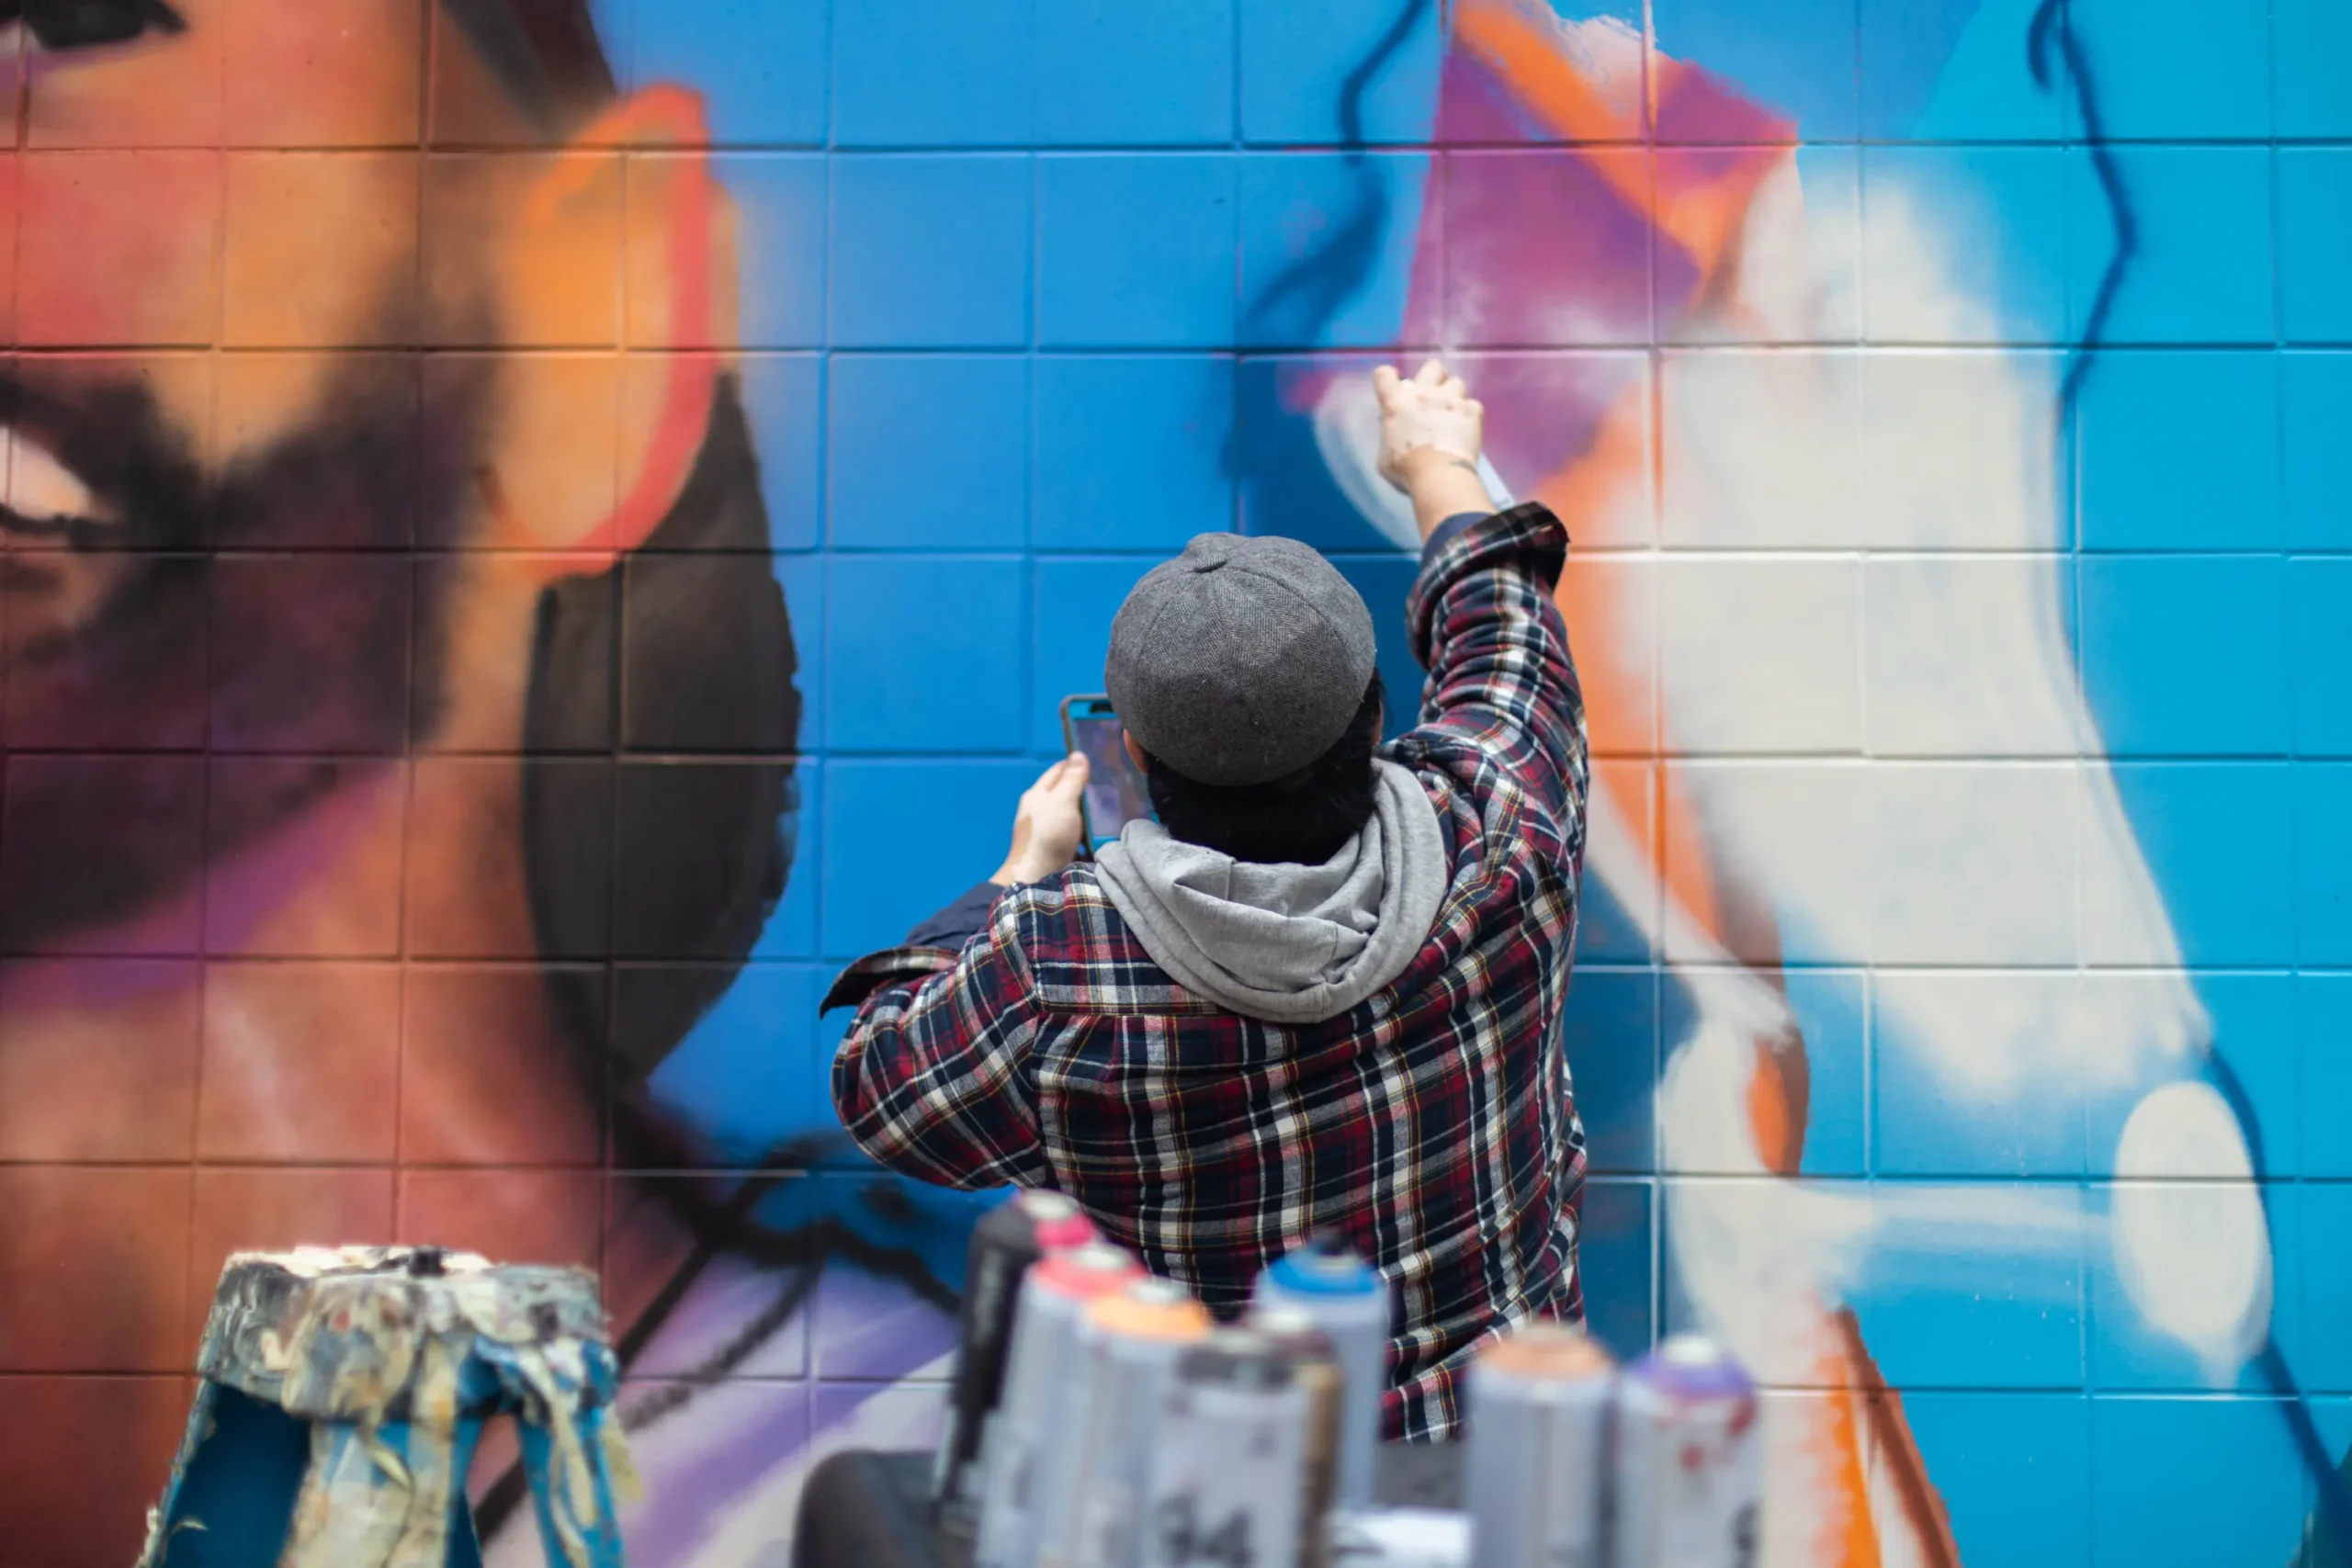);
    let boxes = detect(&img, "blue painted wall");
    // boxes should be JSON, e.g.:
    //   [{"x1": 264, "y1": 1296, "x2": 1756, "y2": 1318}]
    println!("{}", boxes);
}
[
  {"x1": 11, "y1": 2, "x2": 2346, "y2": 1564},
  {"x1": 649, "y1": 0, "x2": 2352, "y2": 1561}
]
